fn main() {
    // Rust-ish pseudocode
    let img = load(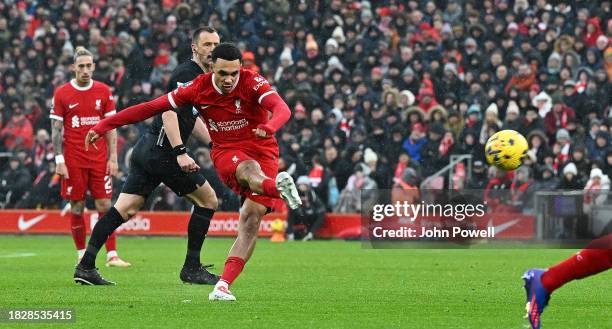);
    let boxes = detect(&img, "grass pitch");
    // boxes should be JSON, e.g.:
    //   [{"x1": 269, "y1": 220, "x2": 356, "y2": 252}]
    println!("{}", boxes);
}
[{"x1": 1, "y1": 235, "x2": 610, "y2": 329}]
